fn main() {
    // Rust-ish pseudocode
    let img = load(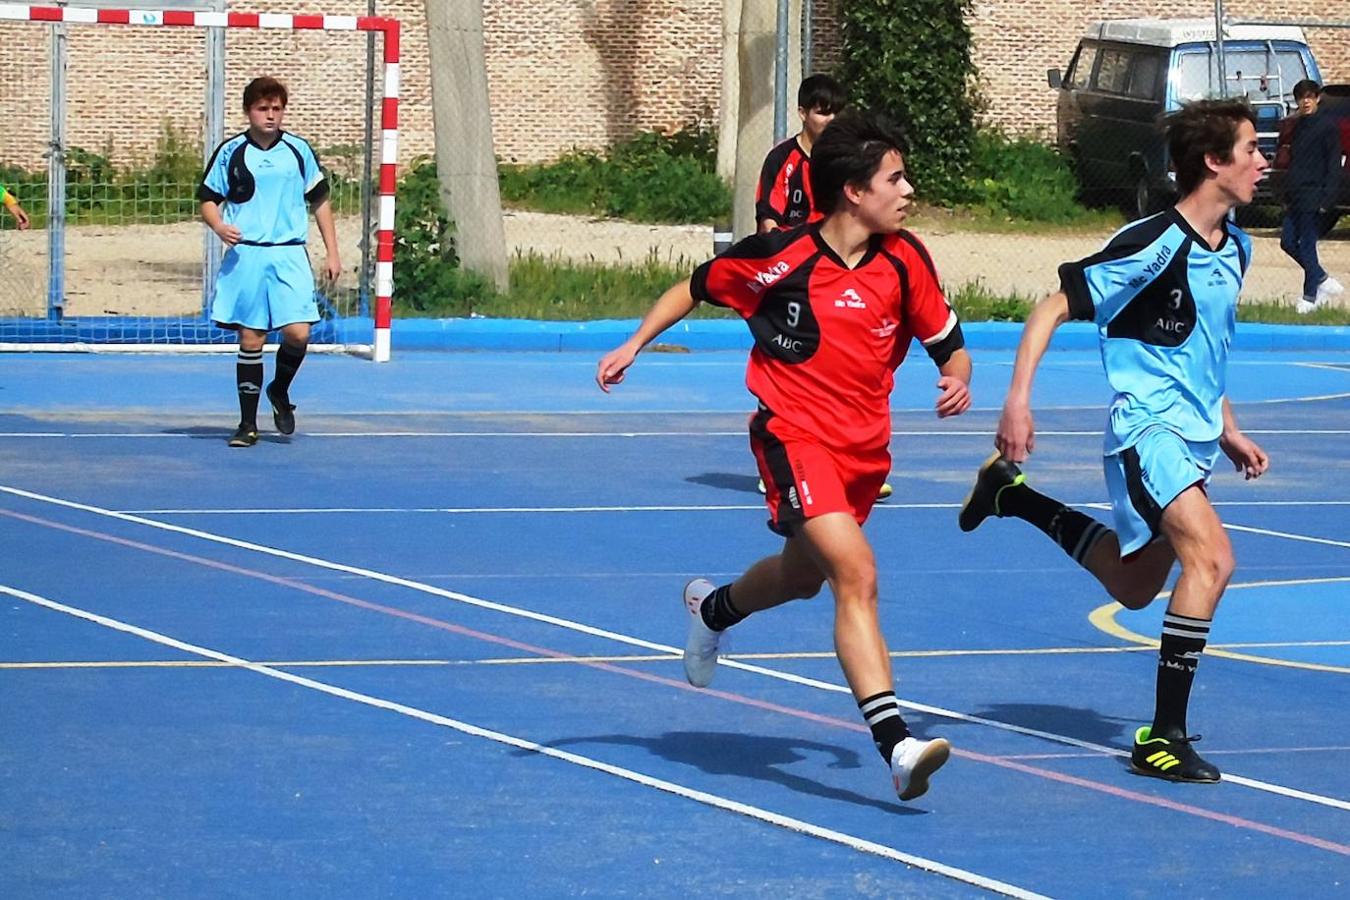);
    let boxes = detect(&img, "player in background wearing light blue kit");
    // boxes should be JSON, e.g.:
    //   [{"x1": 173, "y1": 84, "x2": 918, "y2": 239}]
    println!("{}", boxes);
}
[
  {"x1": 957, "y1": 100, "x2": 1271, "y2": 784},
  {"x1": 198, "y1": 76, "x2": 341, "y2": 448}
]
